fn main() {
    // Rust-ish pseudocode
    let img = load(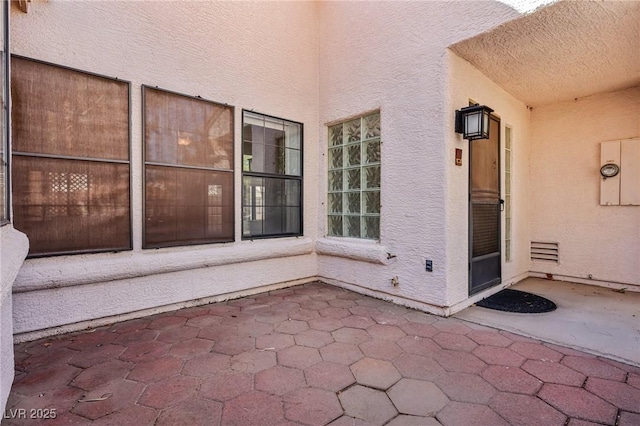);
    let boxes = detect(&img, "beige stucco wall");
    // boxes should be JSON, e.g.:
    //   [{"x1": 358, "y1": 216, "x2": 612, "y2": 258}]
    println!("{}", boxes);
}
[
  {"x1": 445, "y1": 52, "x2": 531, "y2": 308},
  {"x1": 10, "y1": 0, "x2": 320, "y2": 336},
  {"x1": 529, "y1": 86, "x2": 640, "y2": 288},
  {"x1": 316, "y1": 1, "x2": 520, "y2": 312},
  {"x1": 0, "y1": 226, "x2": 28, "y2": 413}
]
